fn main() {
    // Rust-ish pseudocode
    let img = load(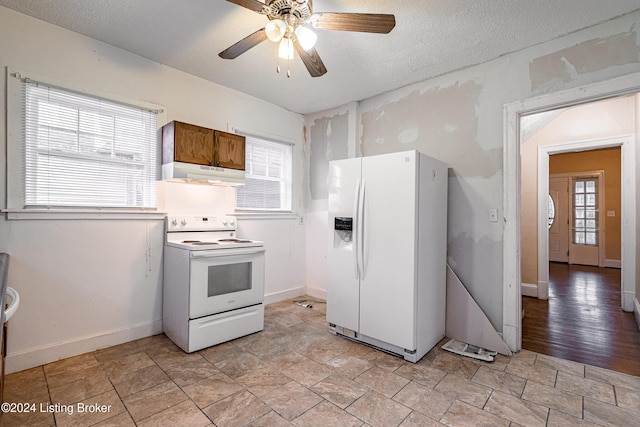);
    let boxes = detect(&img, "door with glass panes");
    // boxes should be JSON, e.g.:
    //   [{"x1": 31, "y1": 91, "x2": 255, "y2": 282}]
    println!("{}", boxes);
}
[{"x1": 568, "y1": 174, "x2": 603, "y2": 267}]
